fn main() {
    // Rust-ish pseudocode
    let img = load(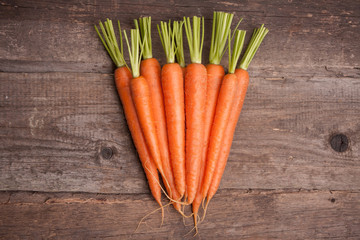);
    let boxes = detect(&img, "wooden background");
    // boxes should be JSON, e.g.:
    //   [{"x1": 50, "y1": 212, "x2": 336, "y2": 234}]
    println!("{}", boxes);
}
[{"x1": 1, "y1": 0, "x2": 359, "y2": 239}]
